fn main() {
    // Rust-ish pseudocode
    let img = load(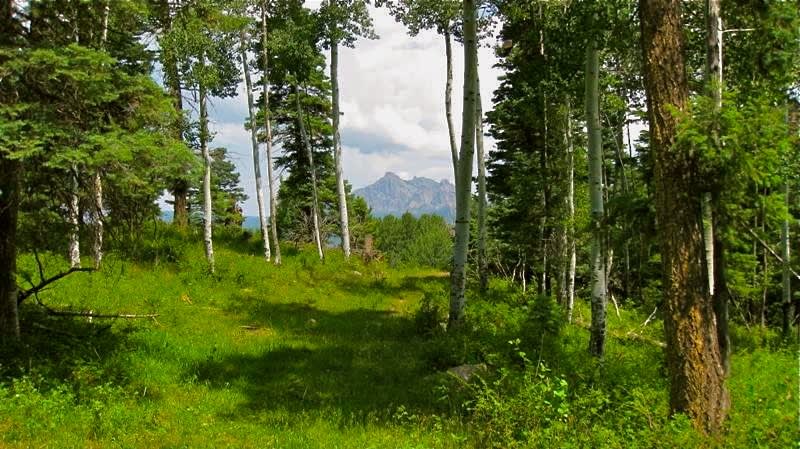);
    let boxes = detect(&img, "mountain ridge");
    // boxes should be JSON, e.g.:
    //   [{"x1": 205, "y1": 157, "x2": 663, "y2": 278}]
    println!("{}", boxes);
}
[{"x1": 353, "y1": 172, "x2": 456, "y2": 222}]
